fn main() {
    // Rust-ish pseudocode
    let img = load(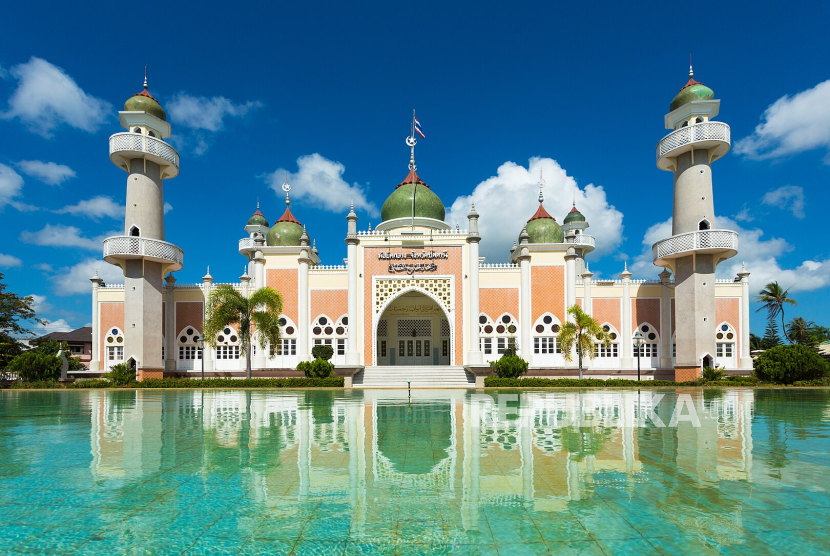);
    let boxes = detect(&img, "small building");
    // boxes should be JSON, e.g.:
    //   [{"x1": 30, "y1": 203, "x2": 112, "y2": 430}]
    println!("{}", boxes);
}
[{"x1": 32, "y1": 327, "x2": 93, "y2": 369}]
